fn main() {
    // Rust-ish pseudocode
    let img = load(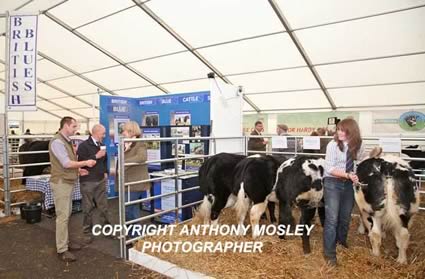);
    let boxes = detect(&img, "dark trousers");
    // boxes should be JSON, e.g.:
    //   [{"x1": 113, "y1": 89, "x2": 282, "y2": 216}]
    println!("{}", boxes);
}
[
  {"x1": 323, "y1": 177, "x2": 355, "y2": 260},
  {"x1": 81, "y1": 178, "x2": 110, "y2": 234}
]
